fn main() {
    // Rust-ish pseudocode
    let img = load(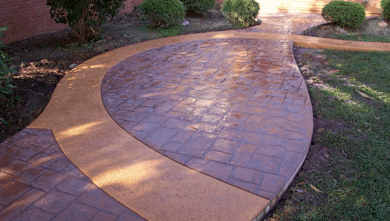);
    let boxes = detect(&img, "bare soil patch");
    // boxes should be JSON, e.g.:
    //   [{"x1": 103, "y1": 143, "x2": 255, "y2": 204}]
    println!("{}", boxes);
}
[
  {"x1": 303, "y1": 17, "x2": 390, "y2": 41},
  {"x1": 0, "y1": 10, "x2": 236, "y2": 143}
]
